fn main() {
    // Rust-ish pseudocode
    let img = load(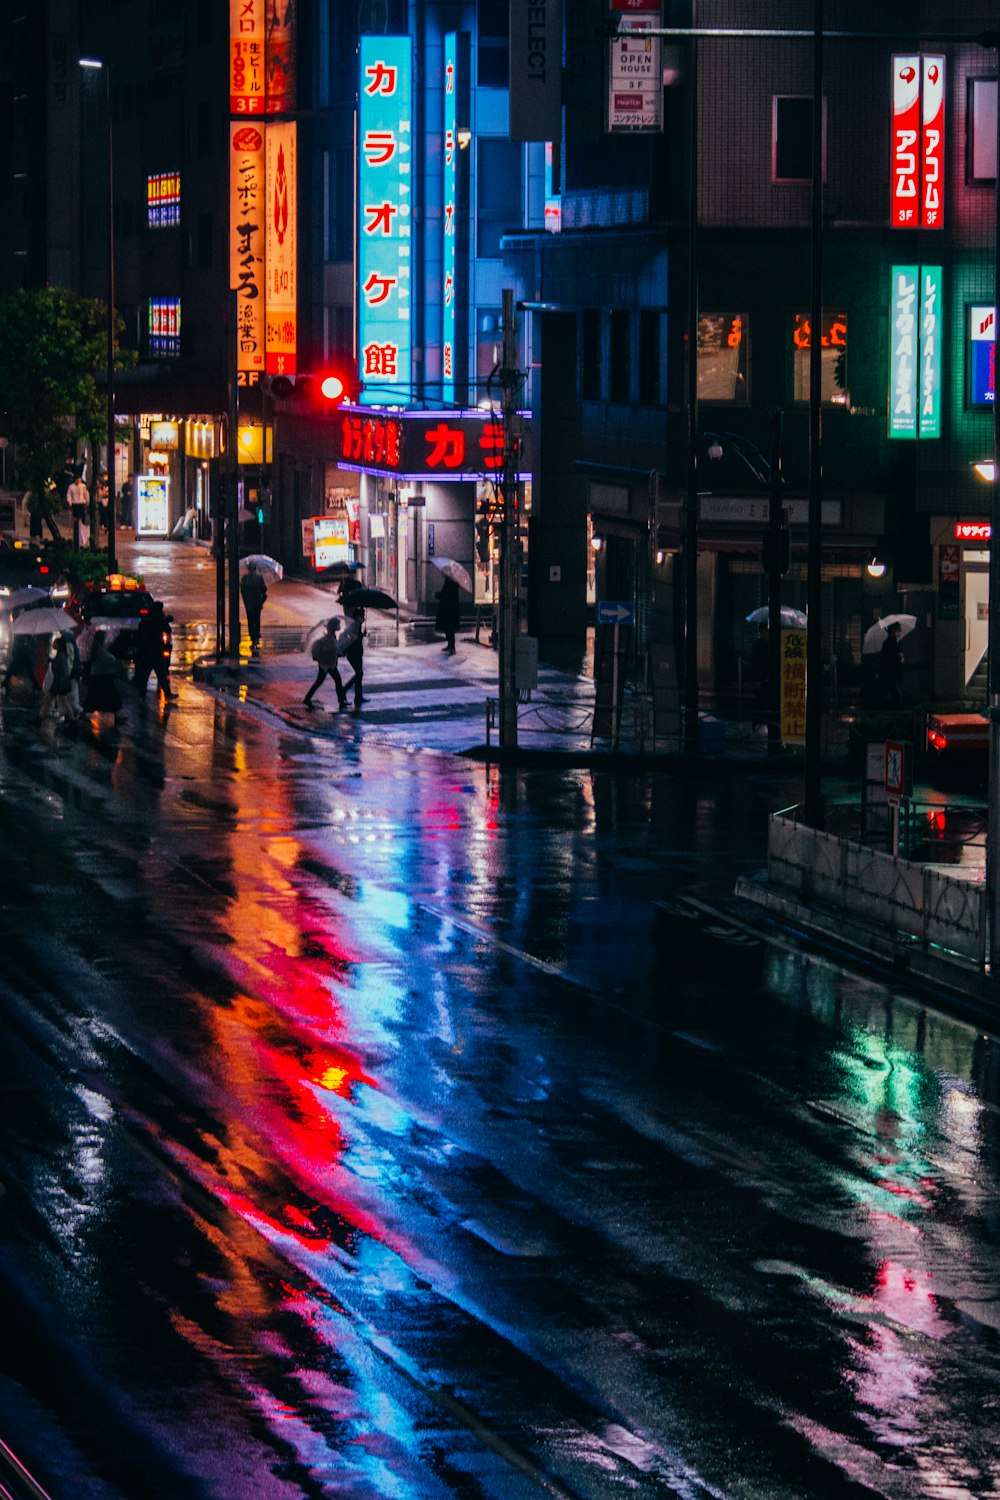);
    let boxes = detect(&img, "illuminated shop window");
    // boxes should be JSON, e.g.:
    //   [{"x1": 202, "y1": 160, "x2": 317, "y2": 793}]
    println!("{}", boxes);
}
[
  {"x1": 147, "y1": 172, "x2": 181, "y2": 228},
  {"x1": 792, "y1": 311, "x2": 847, "y2": 404},
  {"x1": 968, "y1": 78, "x2": 998, "y2": 183},
  {"x1": 697, "y1": 313, "x2": 749, "y2": 404},
  {"x1": 148, "y1": 298, "x2": 181, "y2": 357}
]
